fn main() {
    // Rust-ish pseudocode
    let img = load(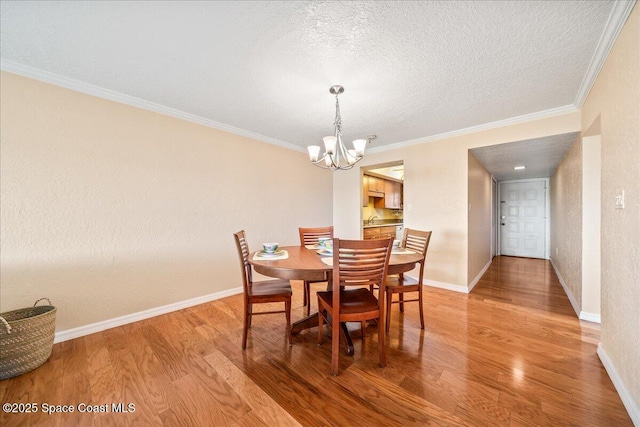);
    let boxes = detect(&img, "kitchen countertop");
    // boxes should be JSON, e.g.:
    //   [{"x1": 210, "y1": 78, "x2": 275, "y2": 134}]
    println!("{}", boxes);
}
[{"x1": 362, "y1": 221, "x2": 403, "y2": 229}]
